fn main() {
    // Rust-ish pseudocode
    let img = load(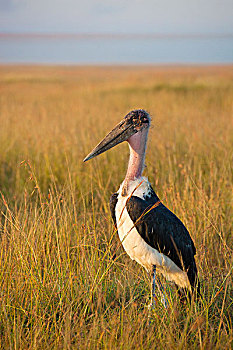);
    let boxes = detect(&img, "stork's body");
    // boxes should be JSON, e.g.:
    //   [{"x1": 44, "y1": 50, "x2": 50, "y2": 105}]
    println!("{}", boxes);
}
[
  {"x1": 112, "y1": 177, "x2": 194, "y2": 290},
  {"x1": 84, "y1": 109, "x2": 199, "y2": 305}
]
